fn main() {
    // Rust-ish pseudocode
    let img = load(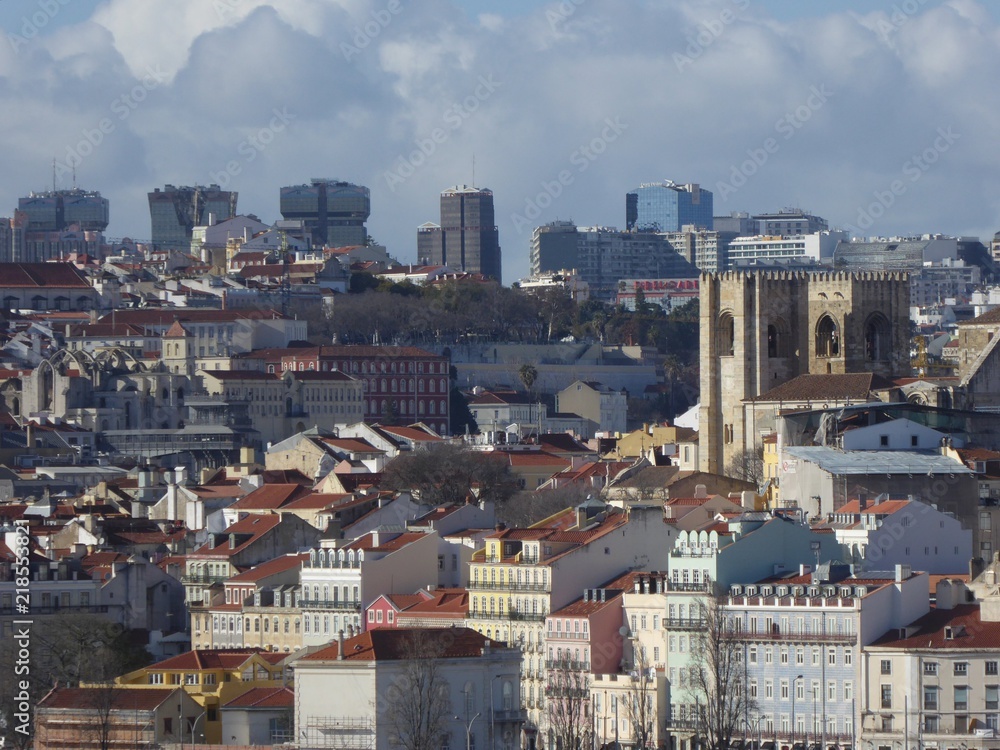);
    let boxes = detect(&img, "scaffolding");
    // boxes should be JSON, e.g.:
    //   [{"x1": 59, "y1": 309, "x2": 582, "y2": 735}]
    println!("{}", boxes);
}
[{"x1": 302, "y1": 716, "x2": 376, "y2": 750}]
